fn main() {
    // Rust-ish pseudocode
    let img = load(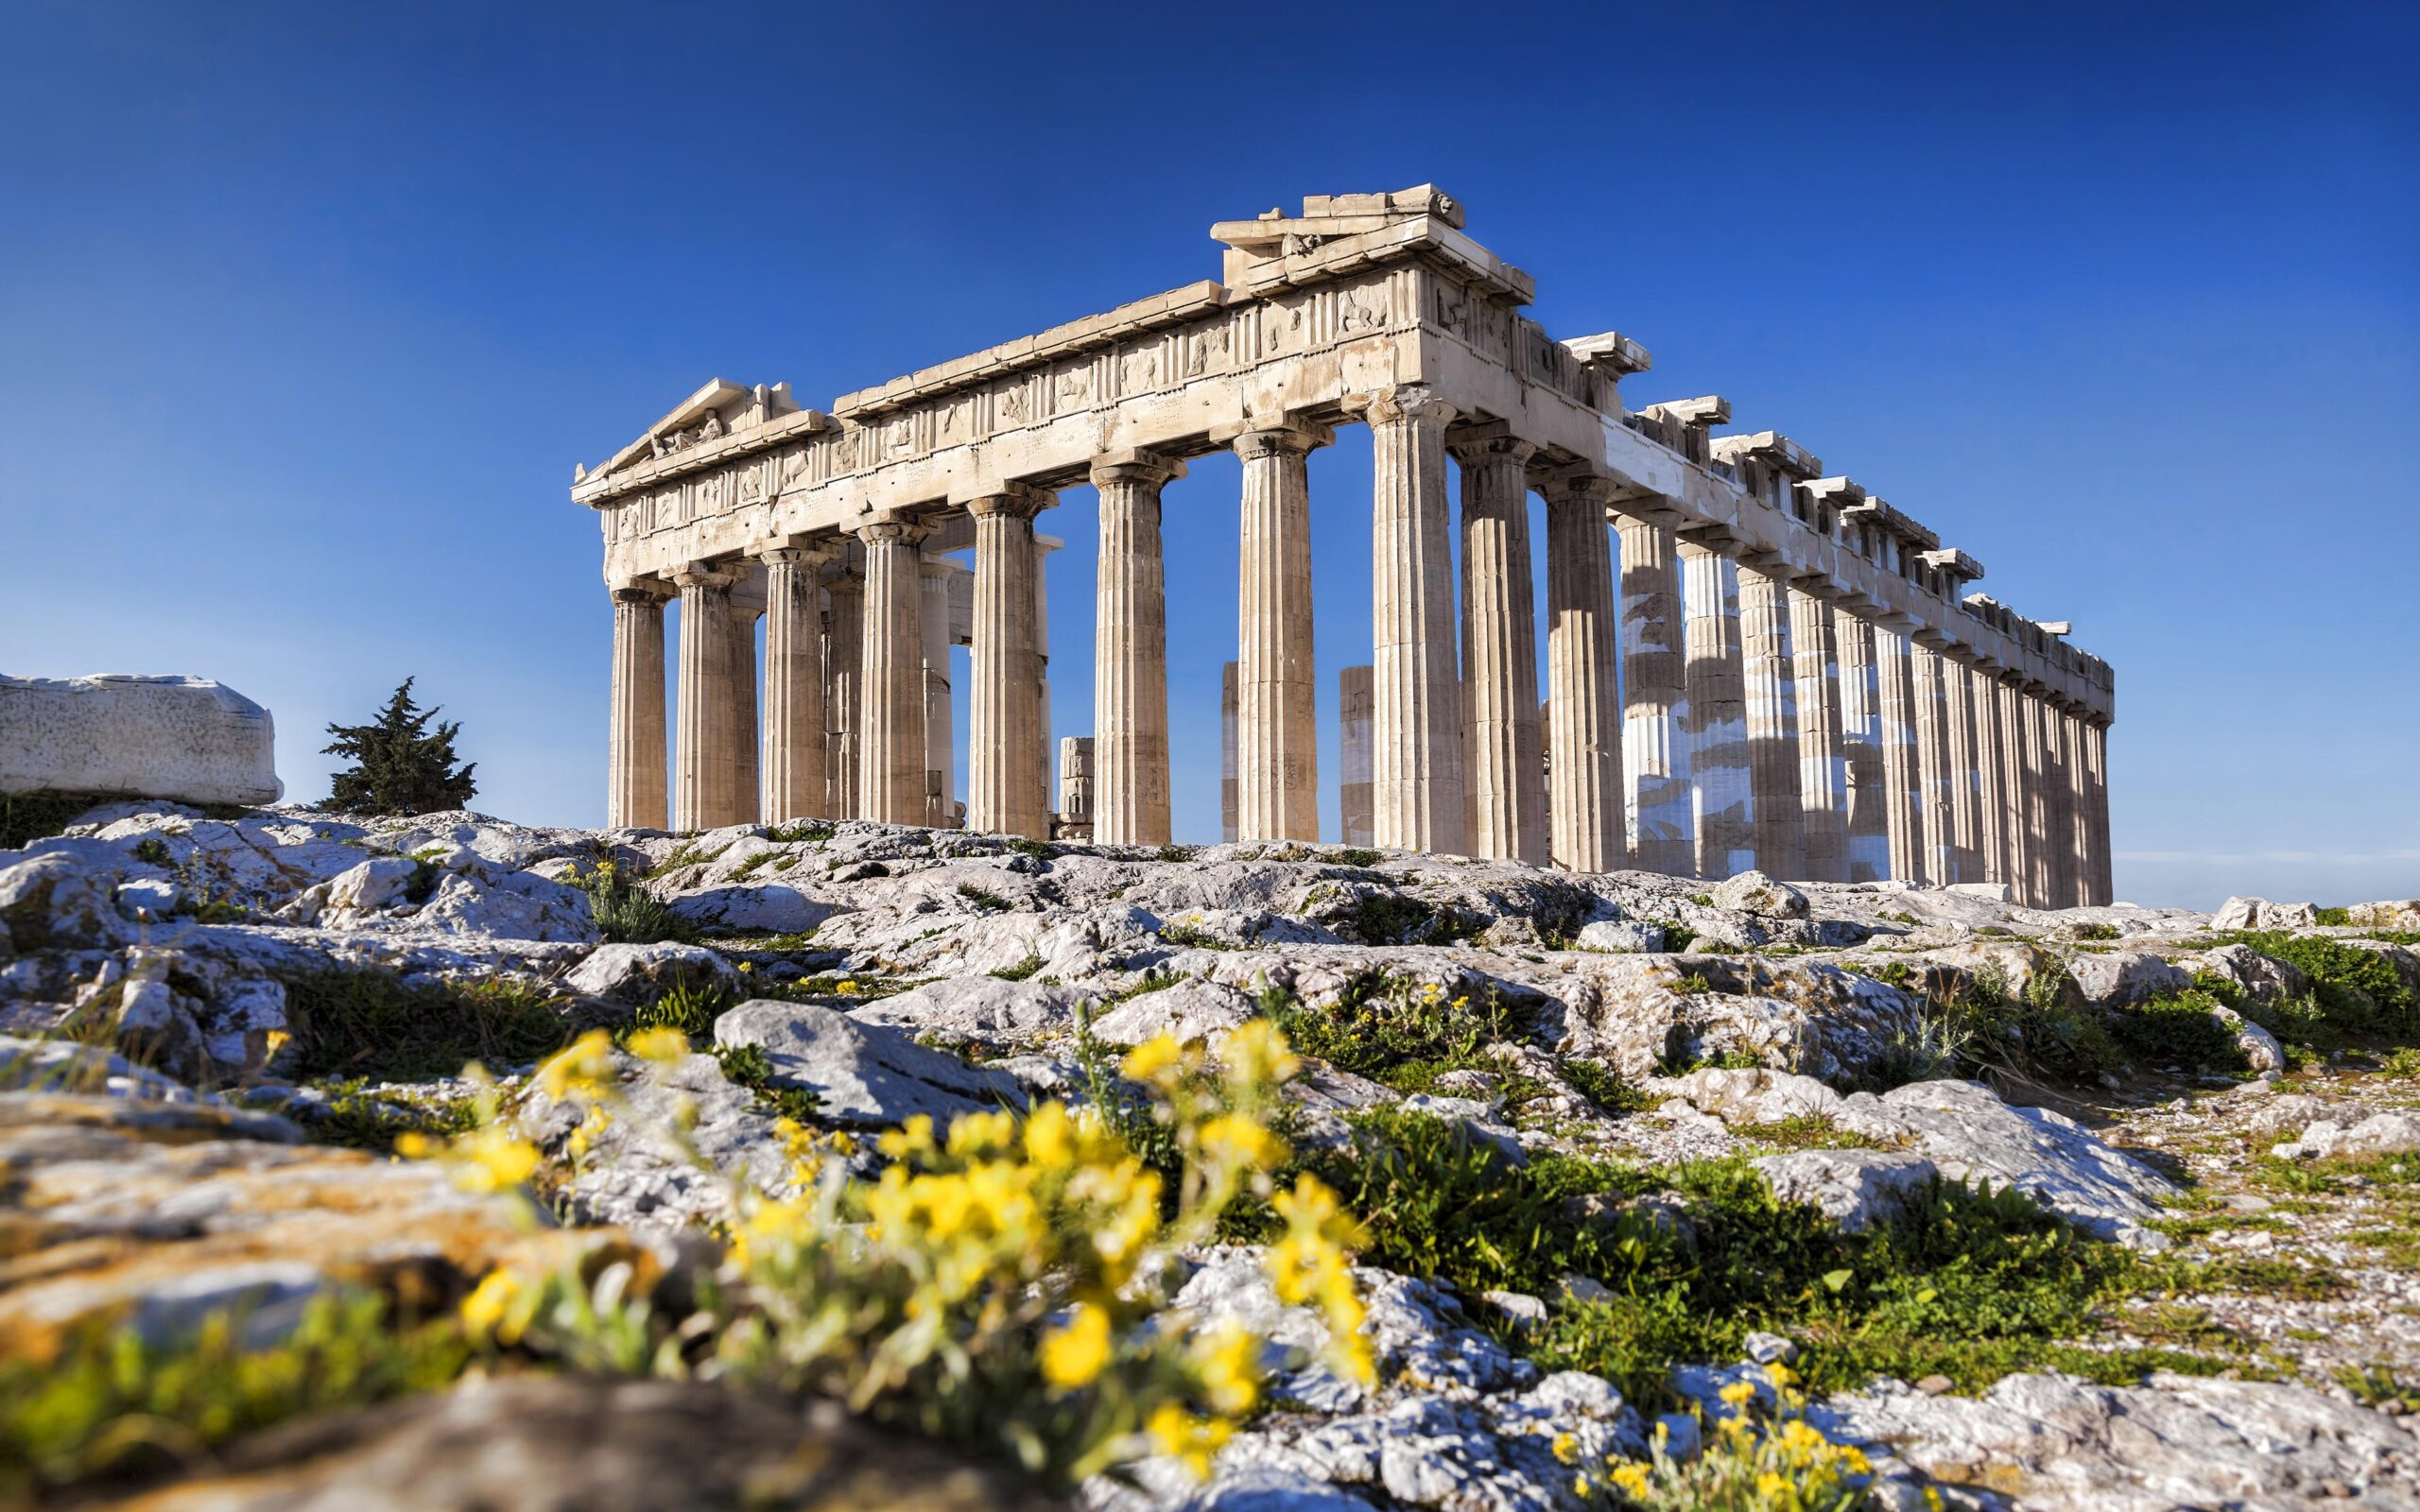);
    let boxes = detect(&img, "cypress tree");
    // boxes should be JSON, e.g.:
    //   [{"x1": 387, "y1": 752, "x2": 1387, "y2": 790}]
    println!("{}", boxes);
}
[{"x1": 322, "y1": 678, "x2": 478, "y2": 816}]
